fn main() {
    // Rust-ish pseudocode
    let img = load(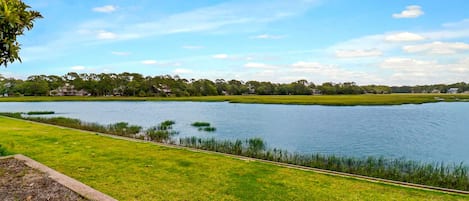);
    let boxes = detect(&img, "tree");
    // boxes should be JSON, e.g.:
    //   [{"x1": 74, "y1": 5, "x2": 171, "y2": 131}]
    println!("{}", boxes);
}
[{"x1": 1, "y1": 0, "x2": 42, "y2": 67}]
